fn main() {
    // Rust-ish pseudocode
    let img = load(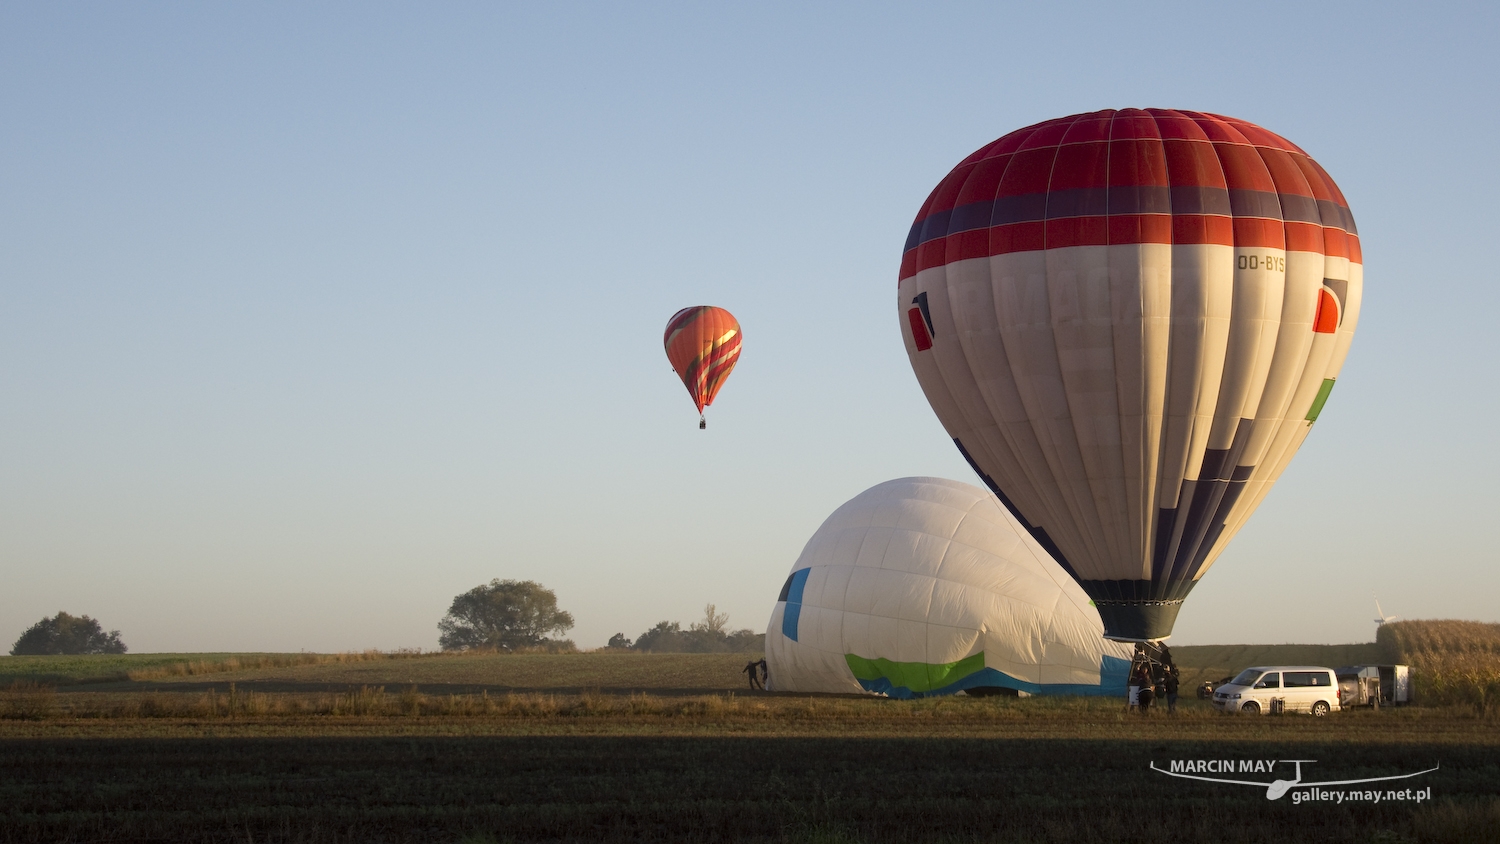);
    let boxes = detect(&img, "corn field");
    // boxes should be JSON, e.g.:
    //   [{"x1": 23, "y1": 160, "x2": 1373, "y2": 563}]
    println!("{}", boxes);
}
[{"x1": 1379, "y1": 620, "x2": 1500, "y2": 713}]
